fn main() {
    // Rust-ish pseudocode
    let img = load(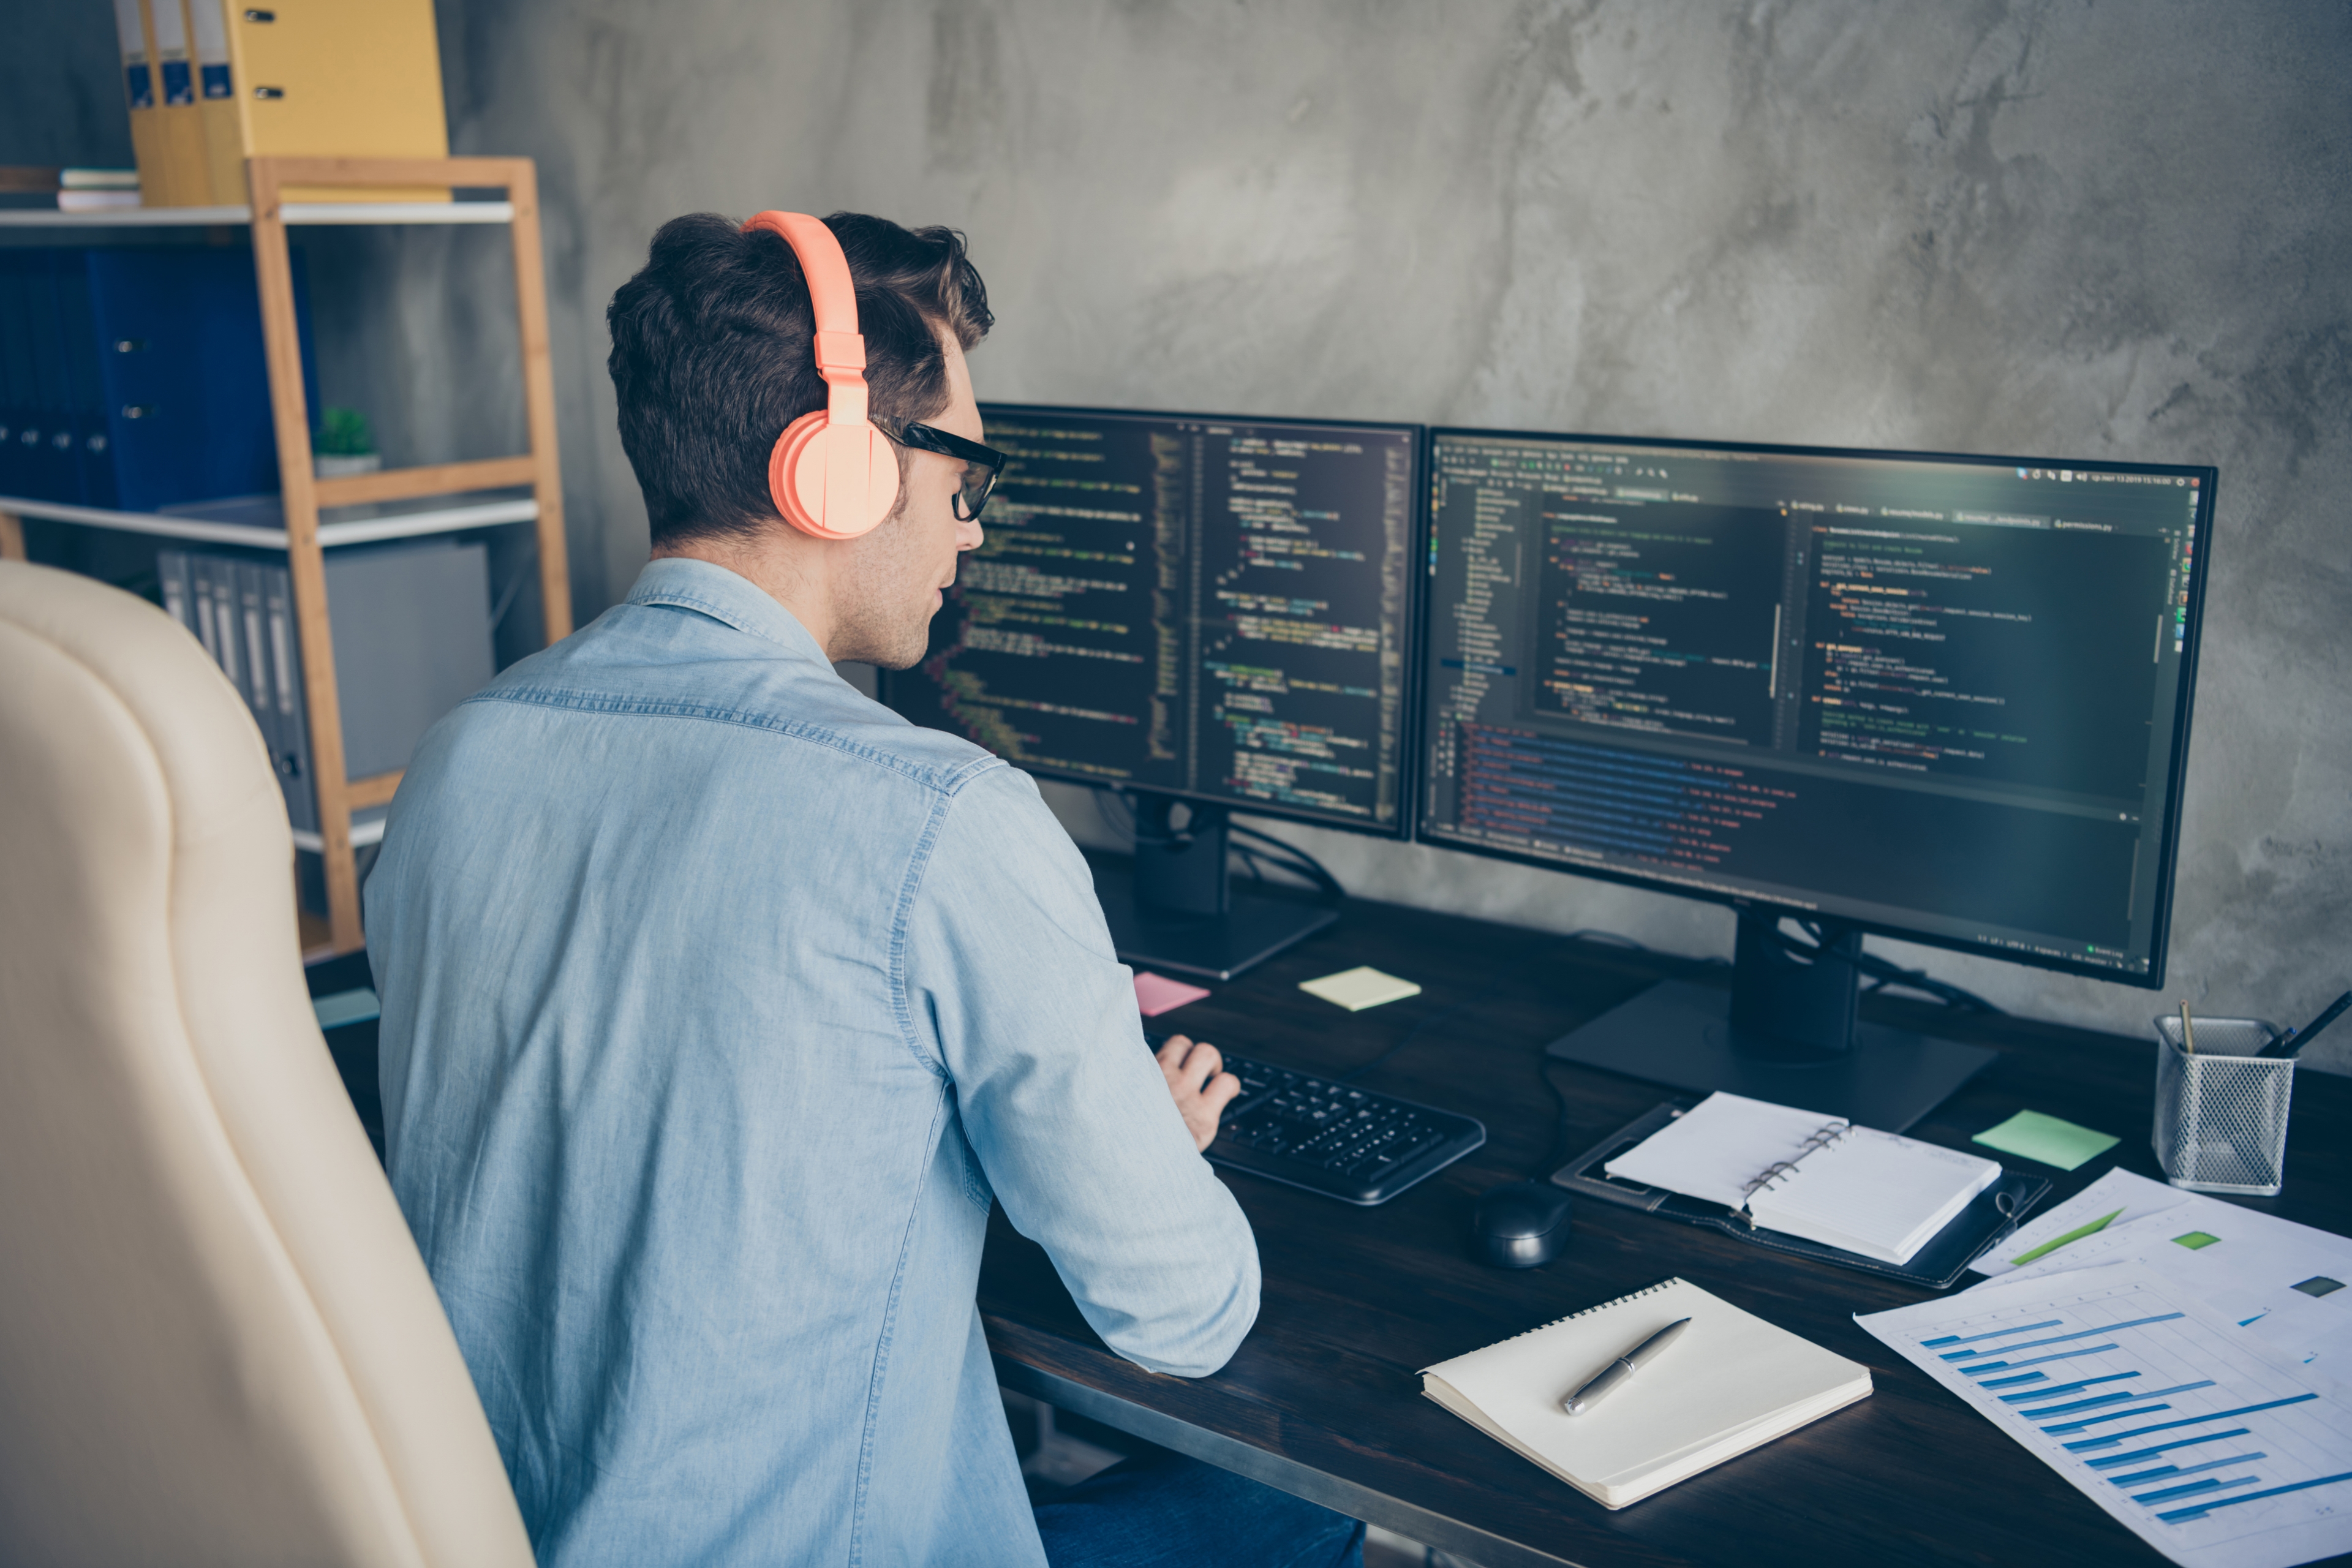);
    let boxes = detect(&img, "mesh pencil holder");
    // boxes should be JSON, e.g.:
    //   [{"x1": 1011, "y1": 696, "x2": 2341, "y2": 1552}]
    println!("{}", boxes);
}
[{"x1": 2151, "y1": 1016, "x2": 2294, "y2": 1196}]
